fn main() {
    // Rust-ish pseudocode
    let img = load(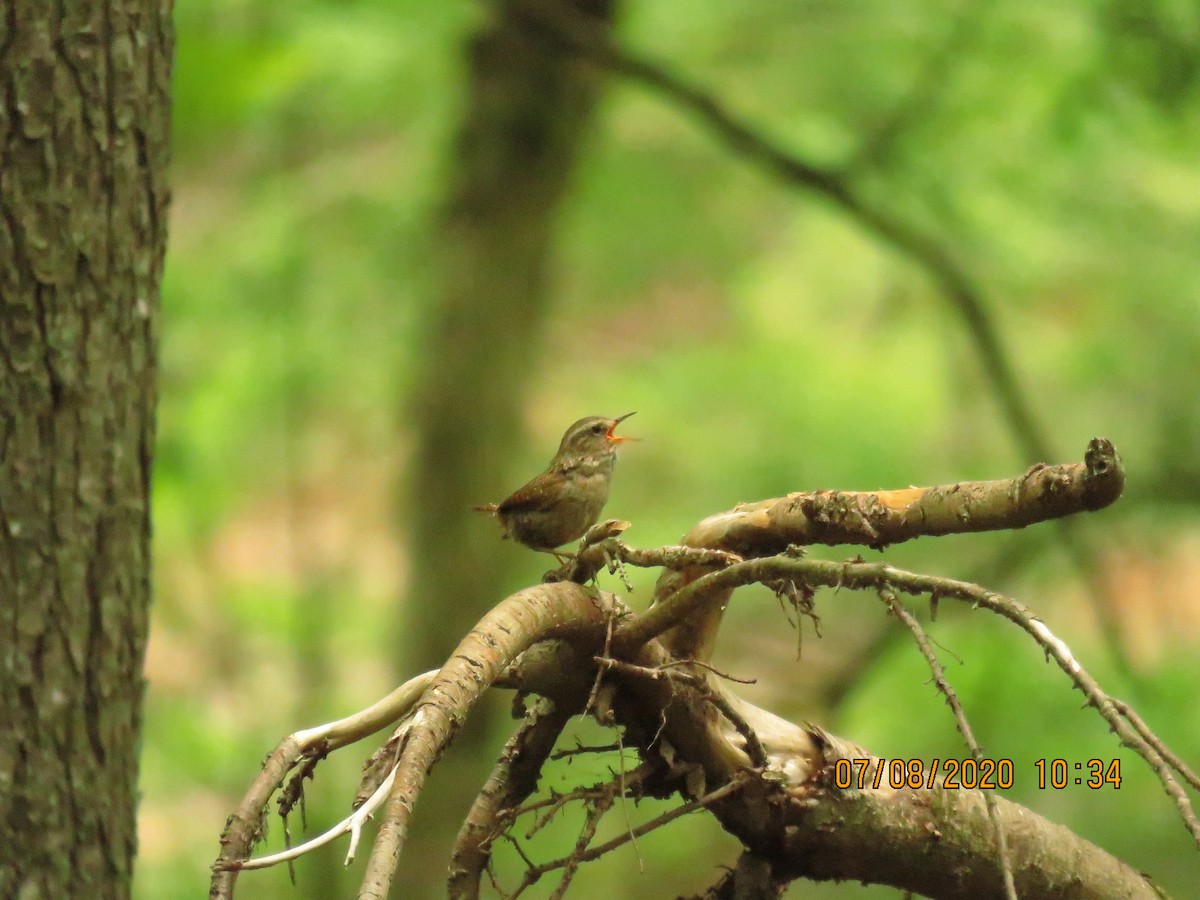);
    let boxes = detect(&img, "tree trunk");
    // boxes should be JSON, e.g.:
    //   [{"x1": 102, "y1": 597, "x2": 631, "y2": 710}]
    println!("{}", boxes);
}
[
  {"x1": 403, "y1": 0, "x2": 617, "y2": 671},
  {"x1": 0, "y1": 2, "x2": 171, "y2": 897},
  {"x1": 396, "y1": 1, "x2": 616, "y2": 895}
]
